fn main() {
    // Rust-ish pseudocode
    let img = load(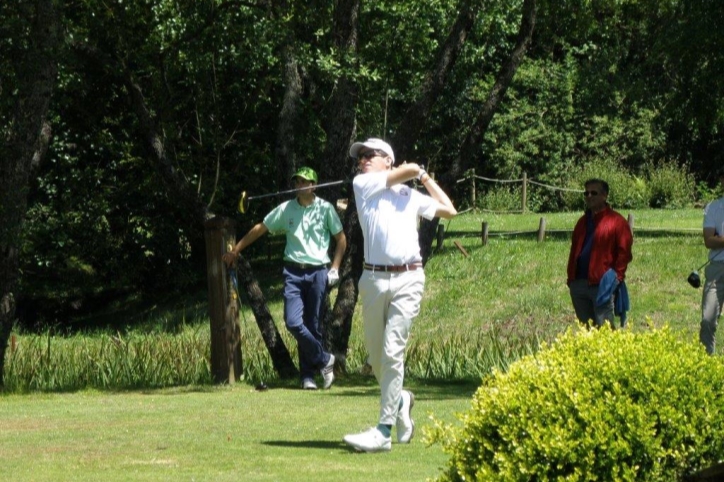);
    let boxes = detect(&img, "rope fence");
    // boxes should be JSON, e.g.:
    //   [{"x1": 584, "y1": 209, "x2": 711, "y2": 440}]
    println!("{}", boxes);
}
[
  {"x1": 434, "y1": 213, "x2": 701, "y2": 254},
  {"x1": 456, "y1": 169, "x2": 584, "y2": 214}
]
